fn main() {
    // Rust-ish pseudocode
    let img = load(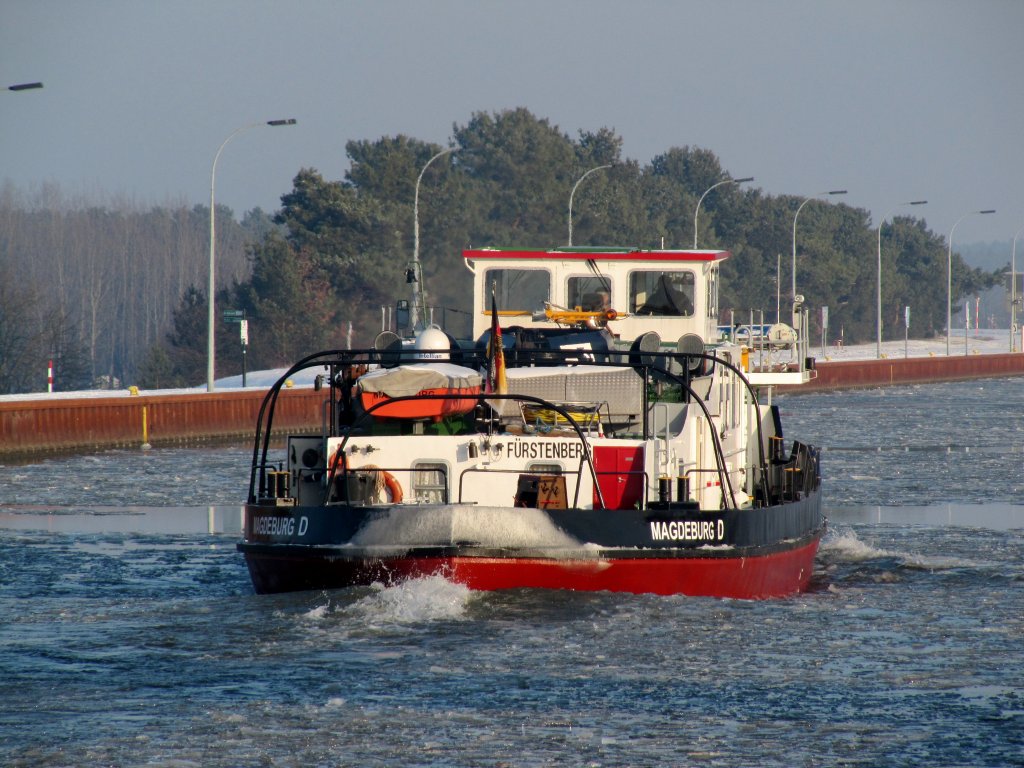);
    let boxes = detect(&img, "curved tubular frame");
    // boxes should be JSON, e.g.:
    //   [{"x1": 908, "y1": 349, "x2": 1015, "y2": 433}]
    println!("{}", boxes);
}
[{"x1": 247, "y1": 345, "x2": 772, "y2": 511}]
